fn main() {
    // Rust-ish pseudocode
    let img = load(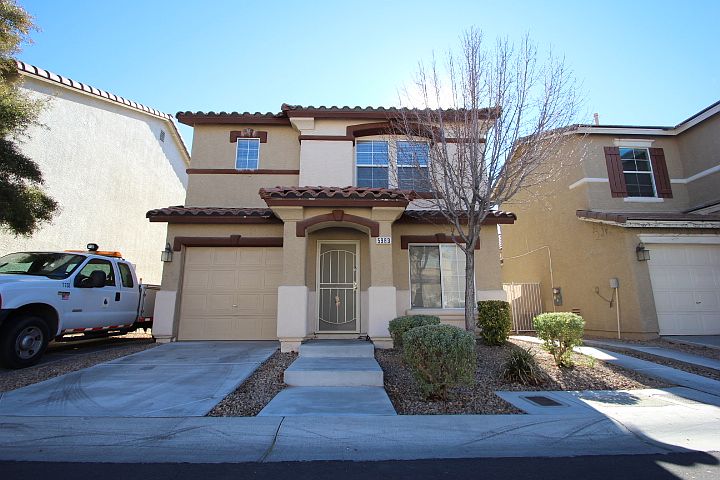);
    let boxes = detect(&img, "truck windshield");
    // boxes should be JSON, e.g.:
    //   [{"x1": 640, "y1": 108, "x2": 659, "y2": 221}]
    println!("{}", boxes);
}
[{"x1": 0, "y1": 252, "x2": 86, "y2": 279}]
